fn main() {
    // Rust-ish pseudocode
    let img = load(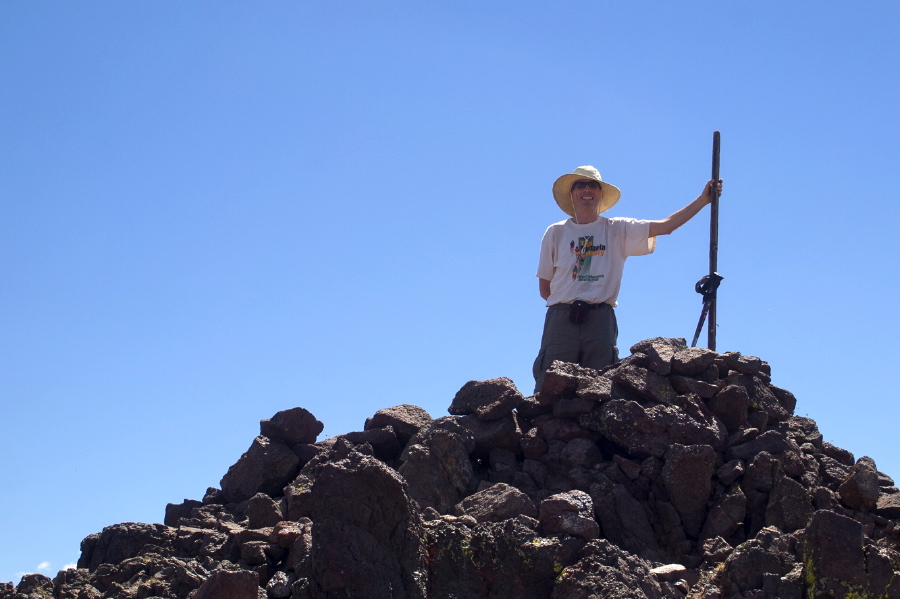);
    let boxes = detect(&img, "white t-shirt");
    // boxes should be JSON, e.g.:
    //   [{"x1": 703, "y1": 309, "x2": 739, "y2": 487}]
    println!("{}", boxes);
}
[{"x1": 536, "y1": 217, "x2": 656, "y2": 307}]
